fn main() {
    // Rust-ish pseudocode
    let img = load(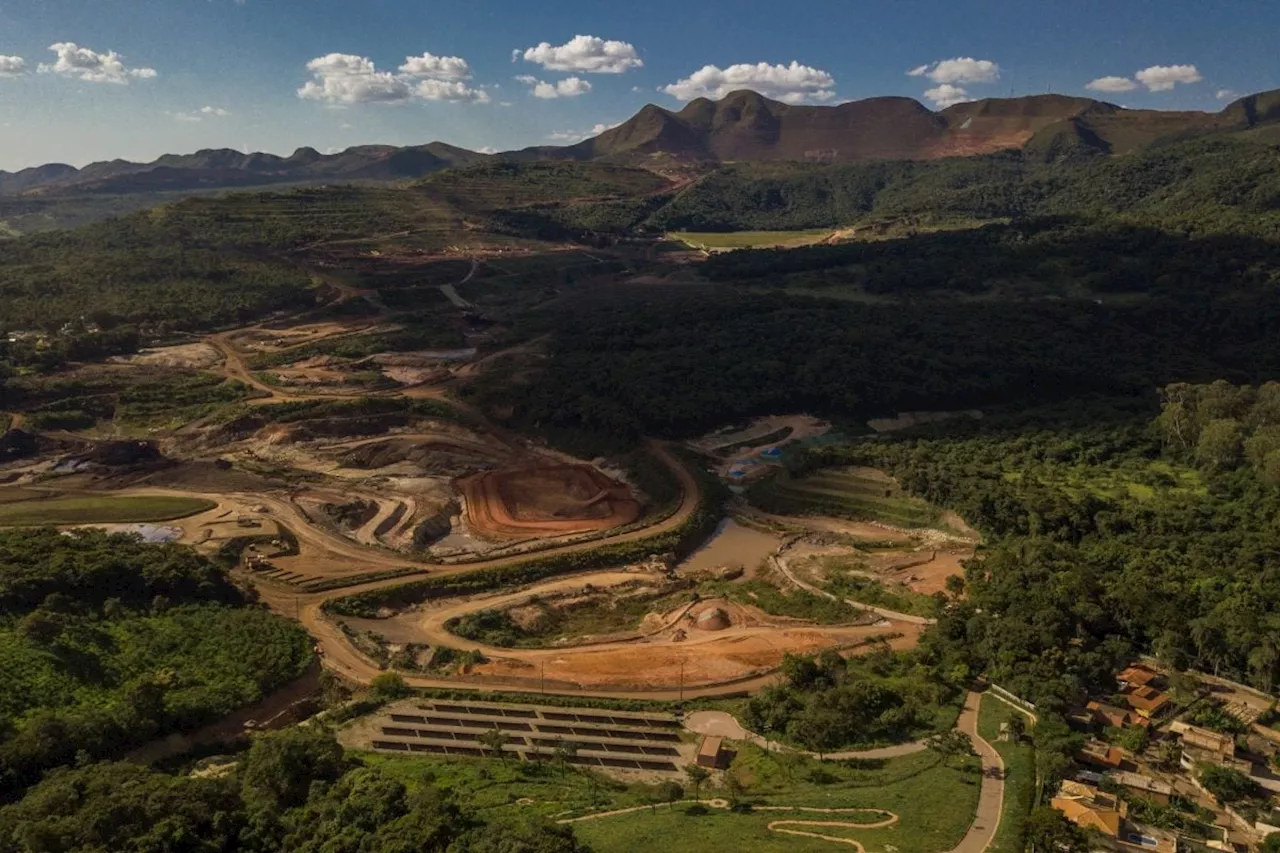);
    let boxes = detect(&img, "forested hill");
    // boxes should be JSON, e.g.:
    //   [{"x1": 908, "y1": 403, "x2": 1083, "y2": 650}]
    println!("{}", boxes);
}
[{"x1": 645, "y1": 132, "x2": 1280, "y2": 235}]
